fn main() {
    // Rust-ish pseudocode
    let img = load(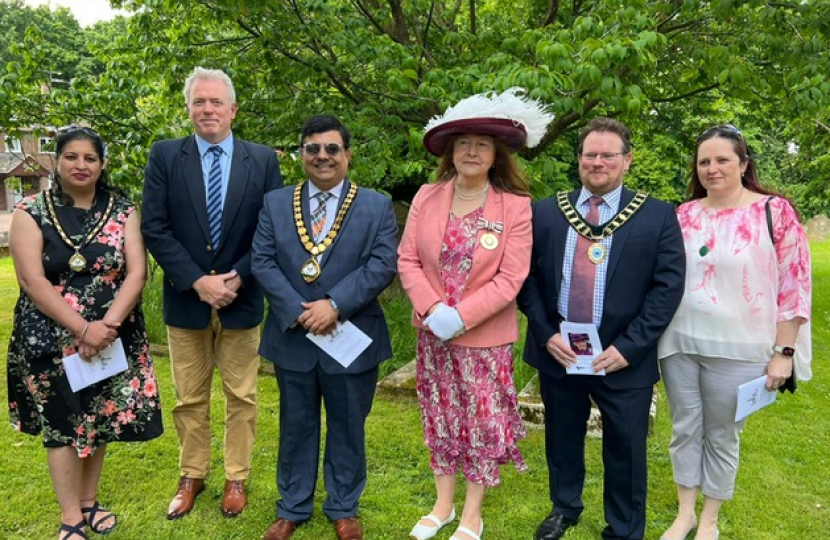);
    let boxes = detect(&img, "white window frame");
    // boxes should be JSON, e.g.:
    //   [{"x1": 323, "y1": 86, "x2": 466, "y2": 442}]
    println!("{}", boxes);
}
[
  {"x1": 39, "y1": 135, "x2": 54, "y2": 153},
  {"x1": 5, "y1": 137, "x2": 22, "y2": 153}
]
